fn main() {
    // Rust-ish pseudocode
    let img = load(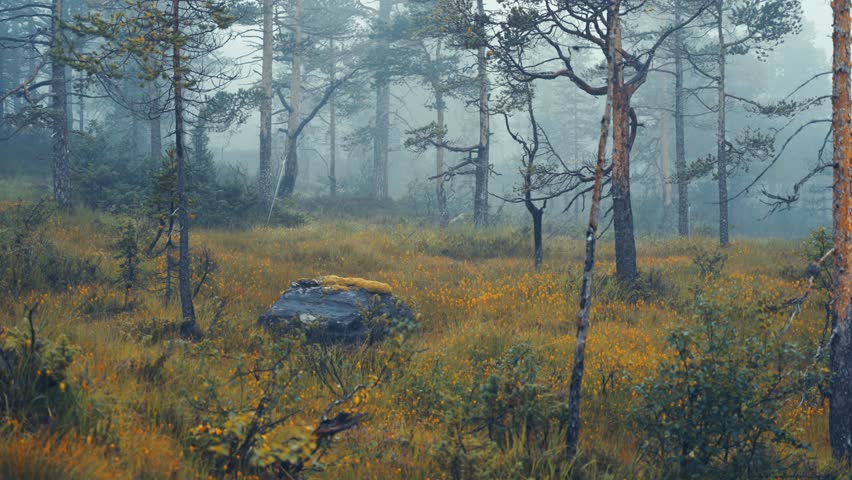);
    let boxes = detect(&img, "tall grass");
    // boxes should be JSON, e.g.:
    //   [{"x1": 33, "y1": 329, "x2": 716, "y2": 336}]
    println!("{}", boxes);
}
[{"x1": 0, "y1": 209, "x2": 835, "y2": 478}]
